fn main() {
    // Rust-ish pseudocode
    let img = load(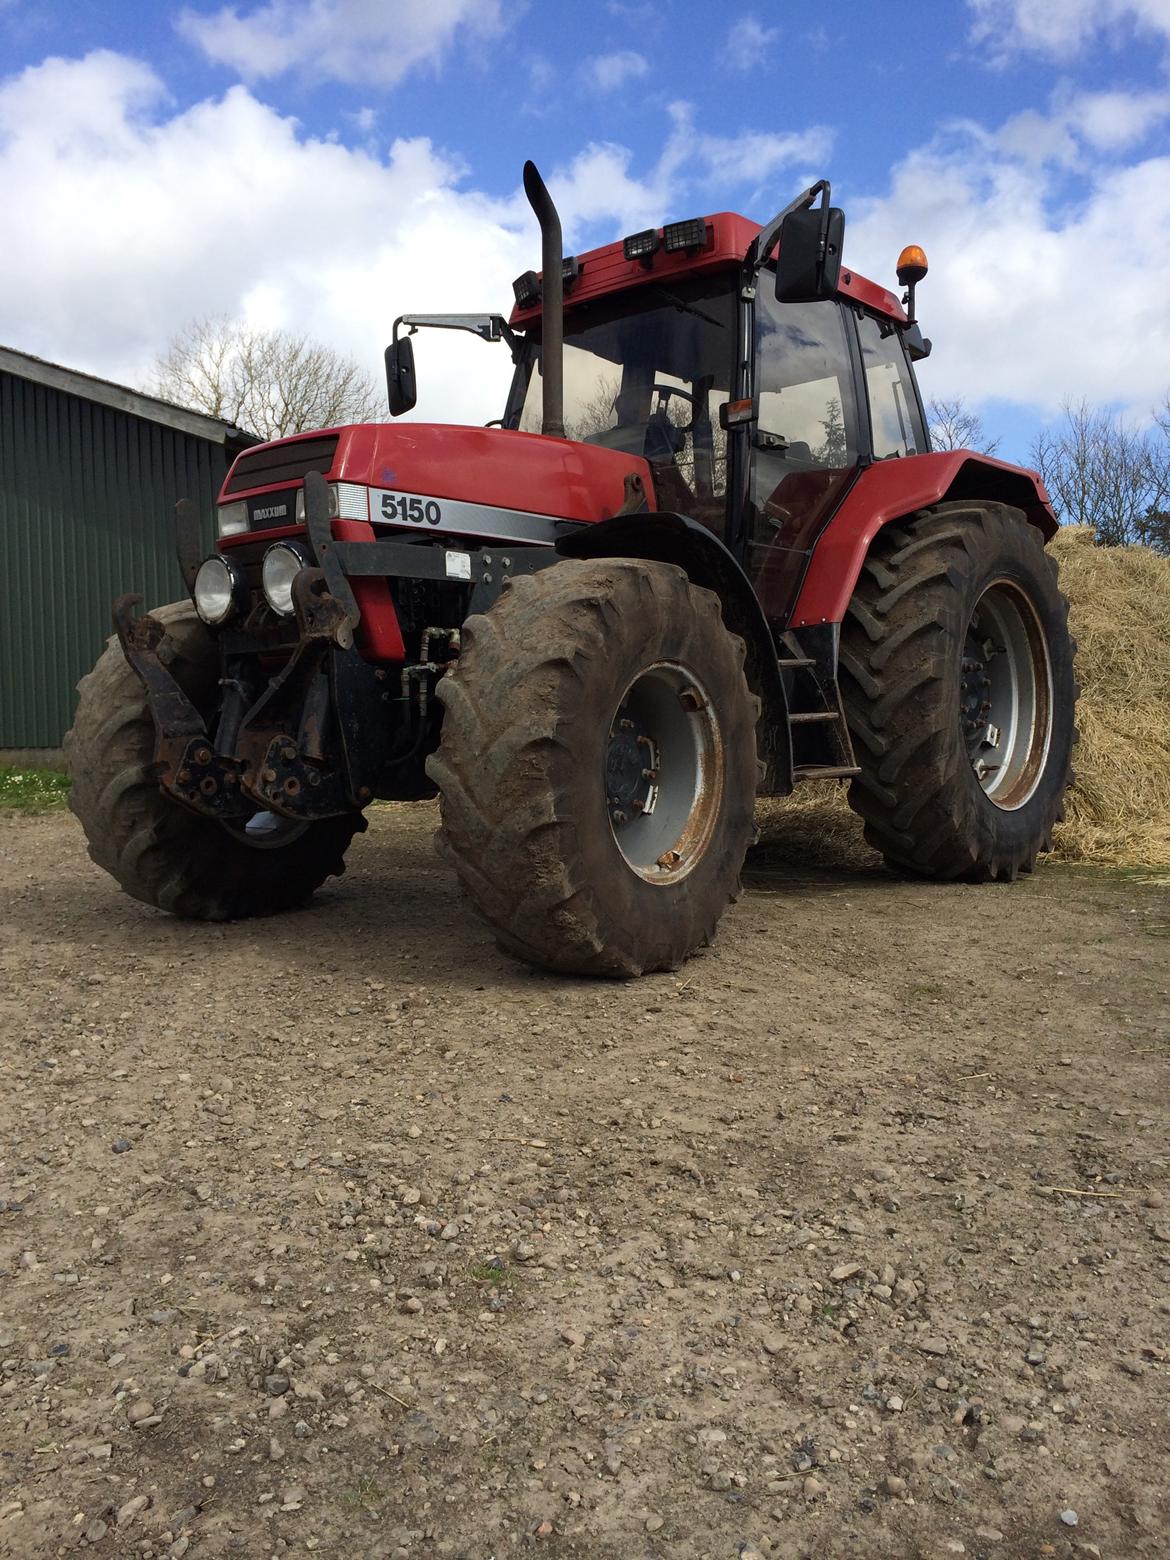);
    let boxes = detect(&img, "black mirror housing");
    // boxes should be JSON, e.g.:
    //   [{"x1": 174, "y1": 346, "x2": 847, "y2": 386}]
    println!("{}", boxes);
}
[
  {"x1": 775, "y1": 205, "x2": 845, "y2": 303},
  {"x1": 386, "y1": 336, "x2": 417, "y2": 417}
]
